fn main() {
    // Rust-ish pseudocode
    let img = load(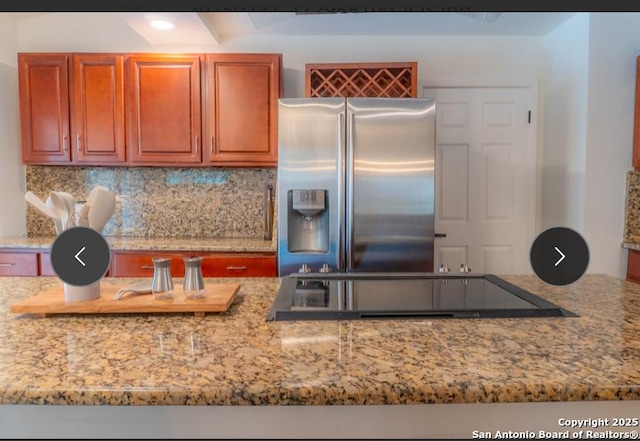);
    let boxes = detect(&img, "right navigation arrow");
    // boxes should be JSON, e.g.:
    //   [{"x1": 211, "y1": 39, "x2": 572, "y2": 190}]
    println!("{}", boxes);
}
[{"x1": 554, "y1": 246, "x2": 565, "y2": 267}]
